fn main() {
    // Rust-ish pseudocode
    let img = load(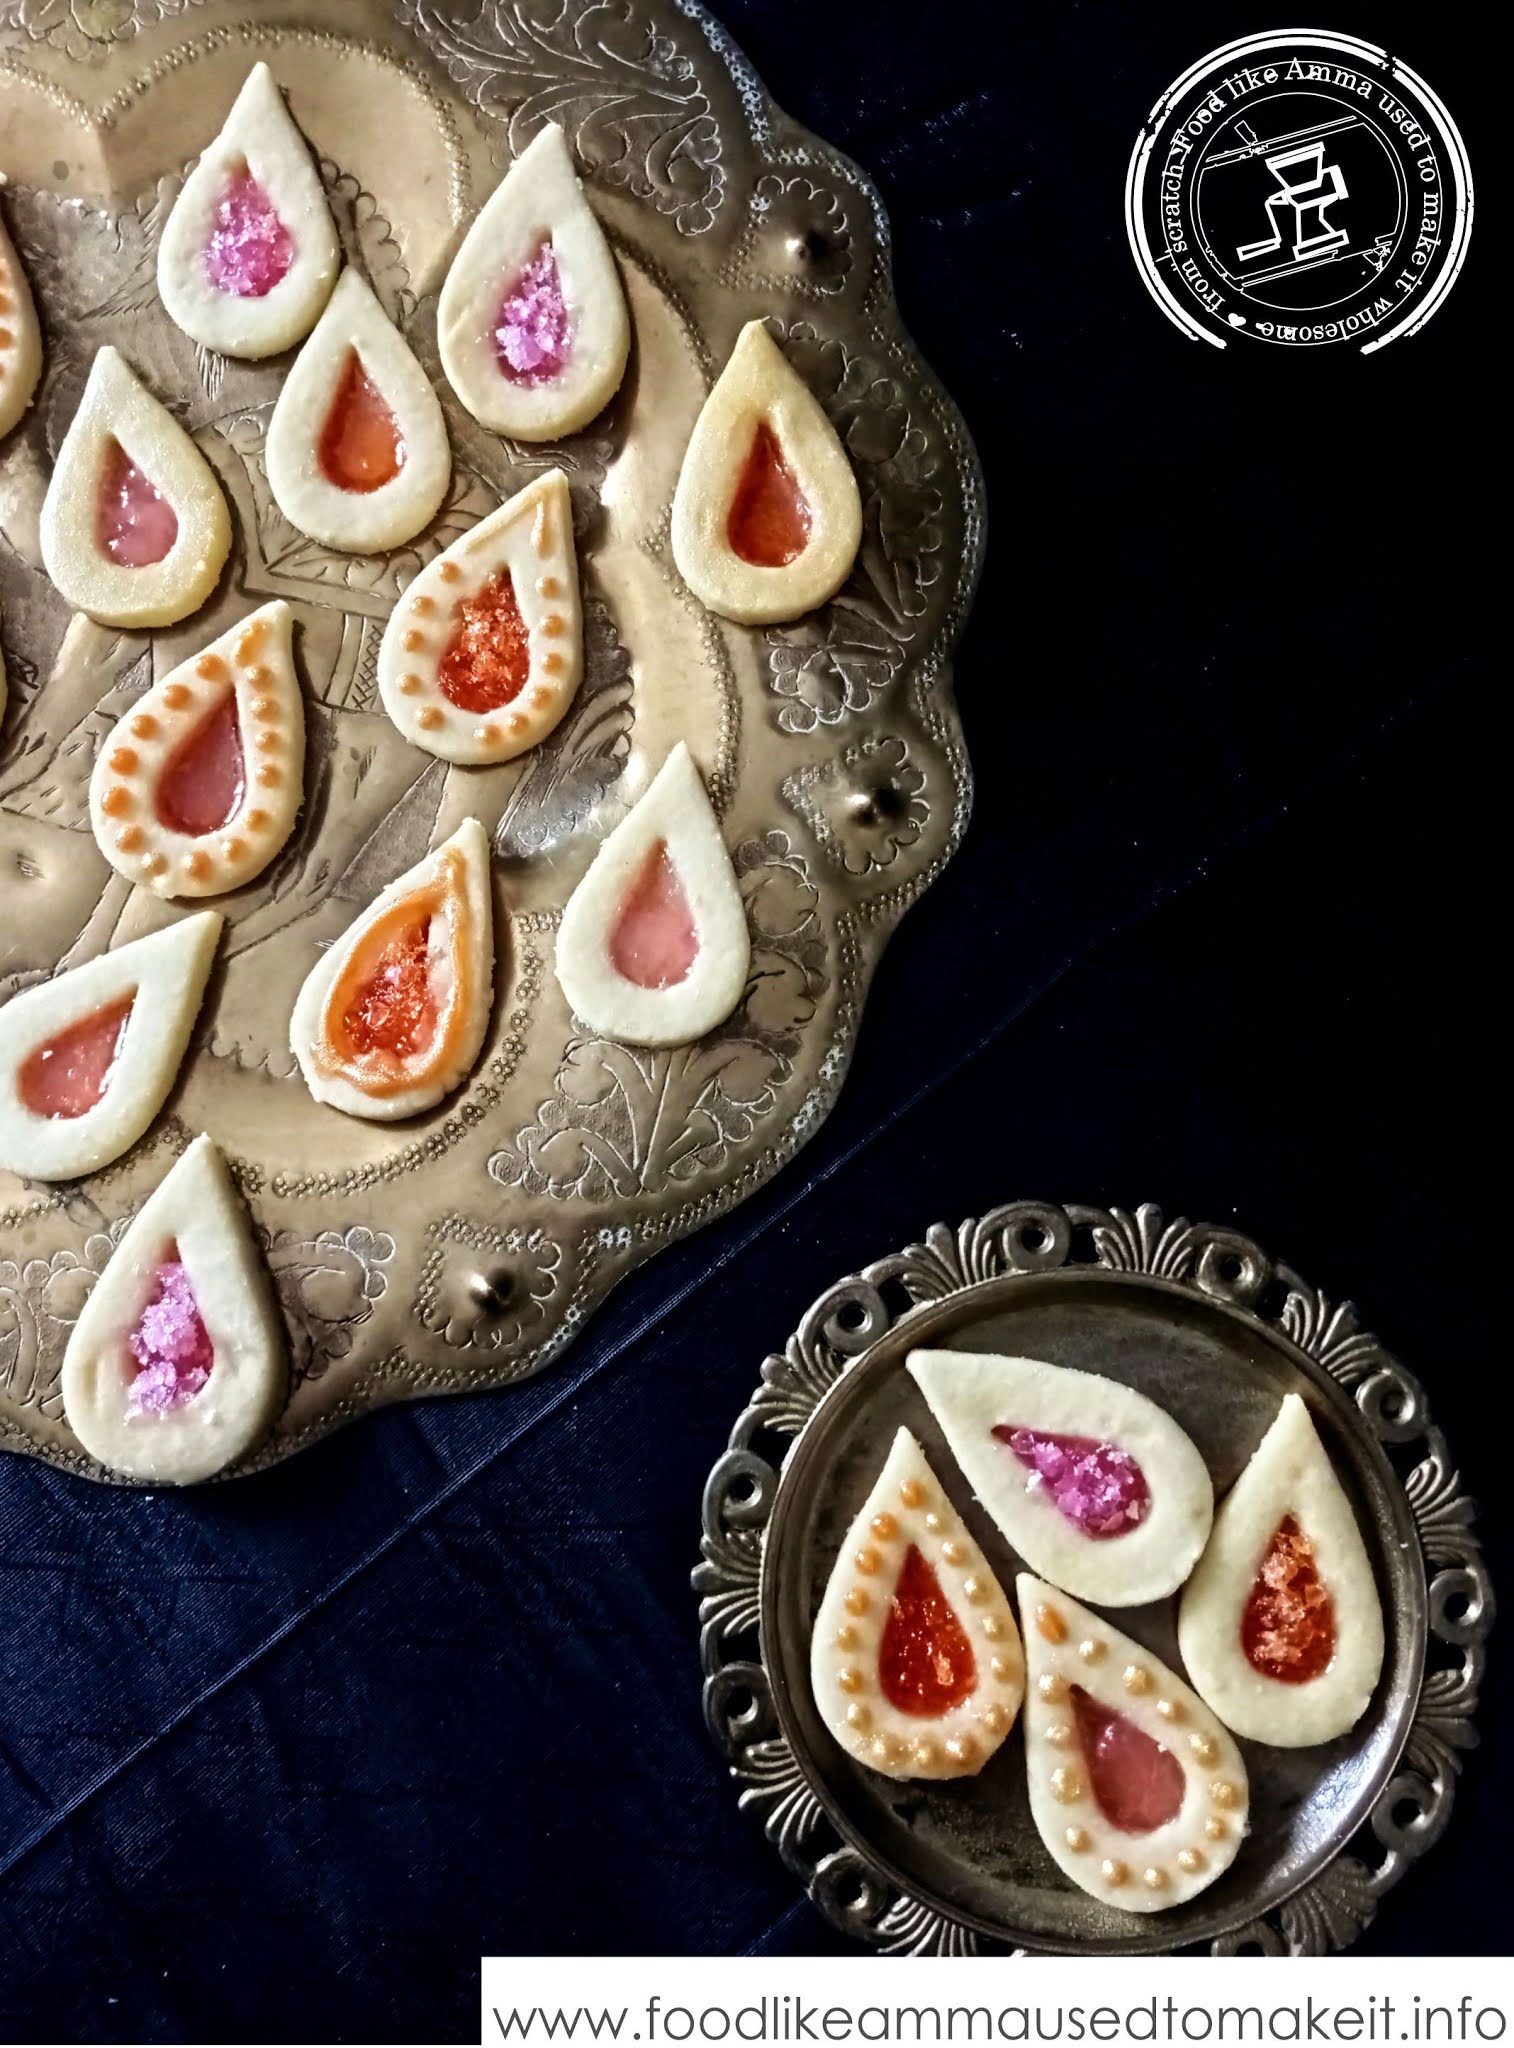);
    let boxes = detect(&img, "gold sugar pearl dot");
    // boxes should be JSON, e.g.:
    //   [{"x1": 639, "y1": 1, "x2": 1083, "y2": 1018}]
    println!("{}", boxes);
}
[
  {"x1": 1037, "y1": 1673, "x2": 1068, "y2": 1702},
  {"x1": 221, "y1": 837, "x2": 246, "y2": 863},
  {"x1": 541, "y1": 612, "x2": 565, "y2": 637},
  {"x1": 530, "y1": 686, "x2": 553, "y2": 709},
  {"x1": 508, "y1": 713, "x2": 528, "y2": 734},
  {"x1": 989, "y1": 1656, "x2": 1015, "y2": 1682},
  {"x1": 912, "y1": 1736, "x2": 939, "y2": 1768},
  {"x1": 843, "y1": 1589, "x2": 869, "y2": 1617},
  {"x1": 142, "y1": 853, "x2": 166, "y2": 877},
  {"x1": 1101, "y1": 1859, "x2": 1128, "y2": 1887},
  {"x1": 1050, "y1": 1767, "x2": 1082, "y2": 1804},
  {"x1": 245, "y1": 809, "x2": 270, "y2": 831},
  {"x1": 1078, "y1": 1637, "x2": 1105, "y2": 1665},
  {"x1": 162, "y1": 684, "x2": 192, "y2": 710},
  {"x1": 869, "y1": 1734, "x2": 900, "y2": 1765},
  {"x1": 940, "y1": 1539, "x2": 965, "y2": 1565},
  {"x1": 1064, "y1": 1827, "x2": 1090, "y2": 1853},
  {"x1": 255, "y1": 730, "x2": 280, "y2": 753},
  {"x1": 1210, "y1": 1779, "x2": 1240, "y2": 1810},
  {"x1": 1046, "y1": 1722, "x2": 1073, "y2": 1750},
  {"x1": 980, "y1": 1616, "x2": 1004, "y2": 1641},
  {"x1": 978, "y1": 1703, "x2": 1009, "y2": 1736},
  {"x1": 417, "y1": 708, "x2": 442, "y2": 730},
  {"x1": 196, "y1": 654, "x2": 228, "y2": 683},
  {"x1": 1035, "y1": 1603, "x2": 1066, "y2": 1644},
  {"x1": 854, "y1": 1546, "x2": 881, "y2": 1576},
  {"x1": 107, "y1": 747, "x2": 138, "y2": 775},
  {"x1": 943, "y1": 1735, "x2": 977, "y2": 1766},
  {"x1": 1155, "y1": 1697, "x2": 1183, "y2": 1722},
  {"x1": 834, "y1": 1624, "x2": 856, "y2": 1651},
  {"x1": 0, "y1": 327, "x2": 9, "y2": 347},
  {"x1": 100, "y1": 786, "x2": 132, "y2": 818},
  {"x1": 129, "y1": 712, "x2": 158, "y2": 740},
  {"x1": 185, "y1": 850, "x2": 210, "y2": 880},
  {"x1": 1177, "y1": 1849, "x2": 1206, "y2": 1875},
  {"x1": 1122, "y1": 1664, "x2": 1150, "y2": 1694},
  {"x1": 541, "y1": 651, "x2": 566, "y2": 676},
  {"x1": 899, "y1": 1479, "x2": 926, "y2": 1509},
  {"x1": 257, "y1": 763, "x2": 283, "y2": 788},
  {"x1": 438, "y1": 560, "x2": 461, "y2": 582},
  {"x1": 845, "y1": 1702, "x2": 871, "y2": 1732},
  {"x1": 537, "y1": 574, "x2": 561, "y2": 597},
  {"x1": 1204, "y1": 1817, "x2": 1229, "y2": 1842},
  {"x1": 236, "y1": 622, "x2": 268, "y2": 661},
  {"x1": 922, "y1": 1511, "x2": 943, "y2": 1534},
  {"x1": 961, "y1": 1576, "x2": 987, "y2": 1604},
  {"x1": 475, "y1": 723, "x2": 502, "y2": 745},
  {"x1": 1189, "y1": 1734, "x2": 1217, "y2": 1765},
  {"x1": 1143, "y1": 1867, "x2": 1168, "y2": 1892},
  {"x1": 403, "y1": 630, "x2": 426, "y2": 653},
  {"x1": 251, "y1": 696, "x2": 278, "y2": 720},
  {"x1": 398, "y1": 674, "x2": 422, "y2": 695},
  {"x1": 837, "y1": 1668, "x2": 863, "y2": 1695},
  {"x1": 870, "y1": 1513, "x2": 897, "y2": 1541},
  {"x1": 247, "y1": 667, "x2": 272, "y2": 689},
  {"x1": 116, "y1": 825, "x2": 144, "y2": 853},
  {"x1": 411, "y1": 594, "x2": 436, "y2": 617}
]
